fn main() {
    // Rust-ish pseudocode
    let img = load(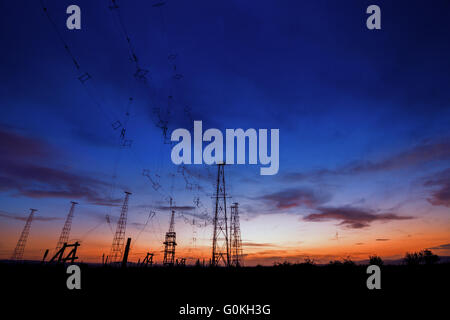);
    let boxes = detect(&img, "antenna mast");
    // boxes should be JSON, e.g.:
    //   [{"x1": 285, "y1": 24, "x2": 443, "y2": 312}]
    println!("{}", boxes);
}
[
  {"x1": 211, "y1": 163, "x2": 230, "y2": 266},
  {"x1": 109, "y1": 191, "x2": 131, "y2": 263},
  {"x1": 10, "y1": 209, "x2": 37, "y2": 261},
  {"x1": 230, "y1": 203, "x2": 243, "y2": 266},
  {"x1": 163, "y1": 197, "x2": 177, "y2": 266},
  {"x1": 55, "y1": 201, "x2": 77, "y2": 252}
]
